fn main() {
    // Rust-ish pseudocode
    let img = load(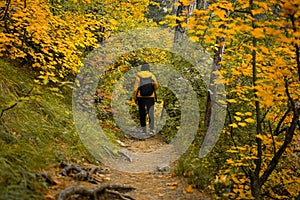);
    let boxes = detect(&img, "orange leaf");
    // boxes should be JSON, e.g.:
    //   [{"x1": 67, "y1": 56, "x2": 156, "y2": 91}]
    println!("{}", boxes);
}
[
  {"x1": 186, "y1": 185, "x2": 193, "y2": 193},
  {"x1": 251, "y1": 28, "x2": 265, "y2": 38}
]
